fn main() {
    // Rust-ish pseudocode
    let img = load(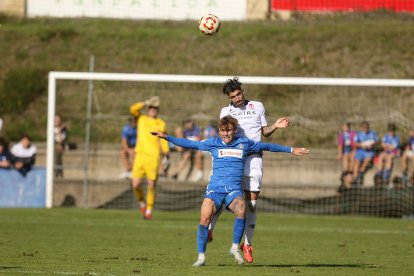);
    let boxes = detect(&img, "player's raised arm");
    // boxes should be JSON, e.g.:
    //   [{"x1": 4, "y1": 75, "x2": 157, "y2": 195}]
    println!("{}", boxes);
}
[{"x1": 262, "y1": 117, "x2": 290, "y2": 138}]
